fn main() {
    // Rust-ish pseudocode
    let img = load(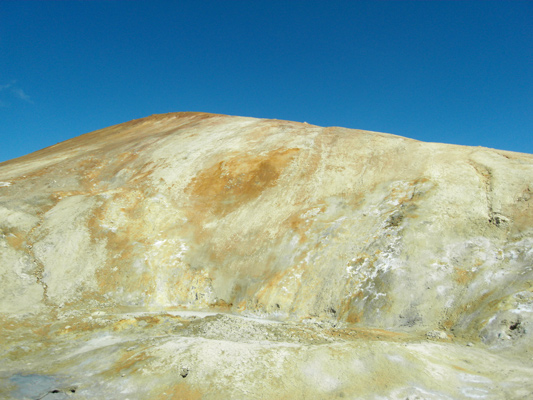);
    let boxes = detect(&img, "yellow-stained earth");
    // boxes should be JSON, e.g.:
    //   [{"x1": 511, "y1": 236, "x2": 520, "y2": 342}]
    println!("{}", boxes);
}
[{"x1": 1, "y1": 113, "x2": 532, "y2": 399}]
